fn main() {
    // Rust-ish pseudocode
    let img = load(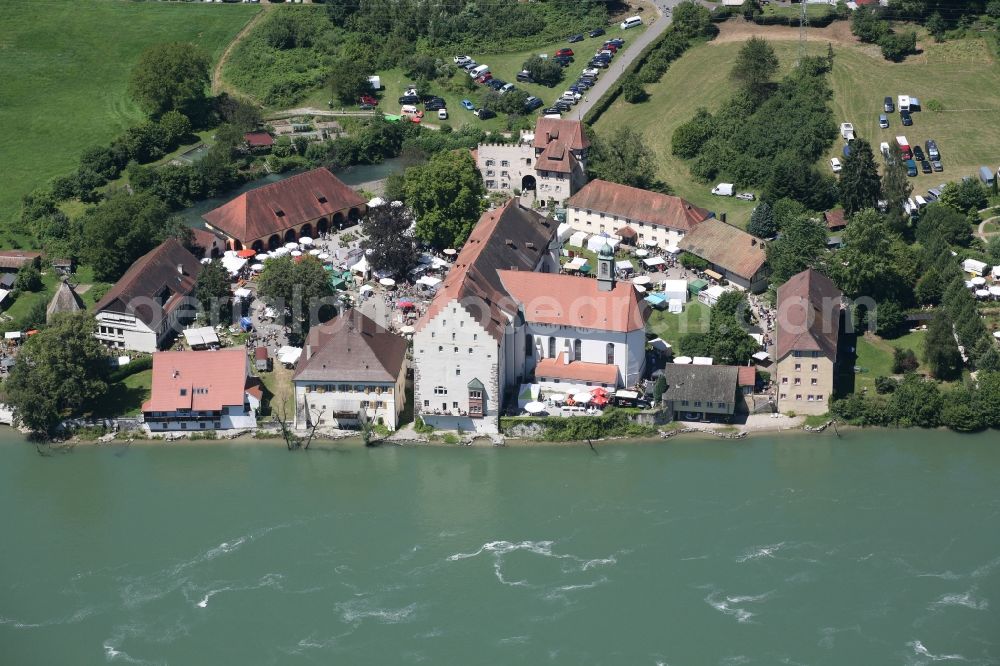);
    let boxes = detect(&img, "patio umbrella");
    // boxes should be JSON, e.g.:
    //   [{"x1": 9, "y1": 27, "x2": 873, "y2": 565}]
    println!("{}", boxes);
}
[
  {"x1": 635, "y1": 248, "x2": 649, "y2": 257},
  {"x1": 285, "y1": 242, "x2": 298, "y2": 250},
  {"x1": 250, "y1": 263, "x2": 264, "y2": 271},
  {"x1": 548, "y1": 393, "x2": 566, "y2": 403},
  {"x1": 379, "y1": 277, "x2": 396, "y2": 287},
  {"x1": 591, "y1": 387, "x2": 609, "y2": 397},
  {"x1": 443, "y1": 248, "x2": 457, "y2": 256},
  {"x1": 237, "y1": 249, "x2": 256, "y2": 258},
  {"x1": 634, "y1": 284, "x2": 647, "y2": 293},
  {"x1": 399, "y1": 325, "x2": 416, "y2": 335},
  {"x1": 318, "y1": 252, "x2": 330, "y2": 260},
  {"x1": 290, "y1": 250, "x2": 302, "y2": 257},
  {"x1": 572, "y1": 392, "x2": 592, "y2": 404},
  {"x1": 972, "y1": 276, "x2": 987, "y2": 286},
  {"x1": 591, "y1": 394, "x2": 609, "y2": 407},
  {"x1": 976, "y1": 289, "x2": 990, "y2": 299},
  {"x1": 398, "y1": 300, "x2": 415, "y2": 310},
  {"x1": 308, "y1": 248, "x2": 321, "y2": 256},
  {"x1": 643, "y1": 239, "x2": 658, "y2": 247},
  {"x1": 299, "y1": 236, "x2": 314, "y2": 246},
  {"x1": 524, "y1": 401, "x2": 547, "y2": 414}
]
